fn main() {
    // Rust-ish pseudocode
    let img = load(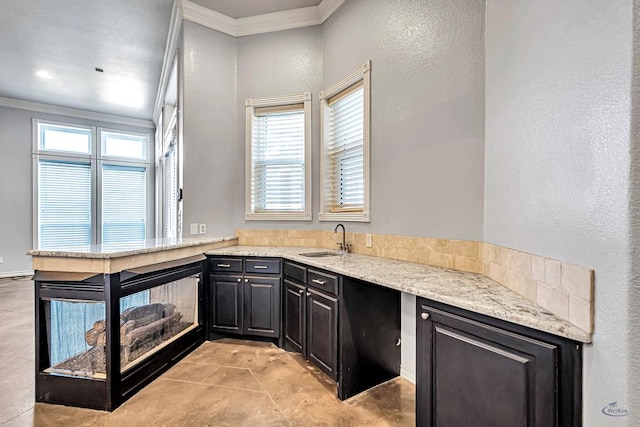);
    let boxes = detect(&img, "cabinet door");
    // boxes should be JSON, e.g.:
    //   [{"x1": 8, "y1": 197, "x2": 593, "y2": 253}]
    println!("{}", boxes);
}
[
  {"x1": 210, "y1": 274, "x2": 243, "y2": 334},
  {"x1": 284, "y1": 279, "x2": 306, "y2": 353},
  {"x1": 417, "y1": 305, "x2": 557, "y2": 427},
  {"x1": 307, "y1": 288, "x2": 338, "y2": 380},
  {"x1": 243, "y1": 276, "x2": 281, "y2": 337}
]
